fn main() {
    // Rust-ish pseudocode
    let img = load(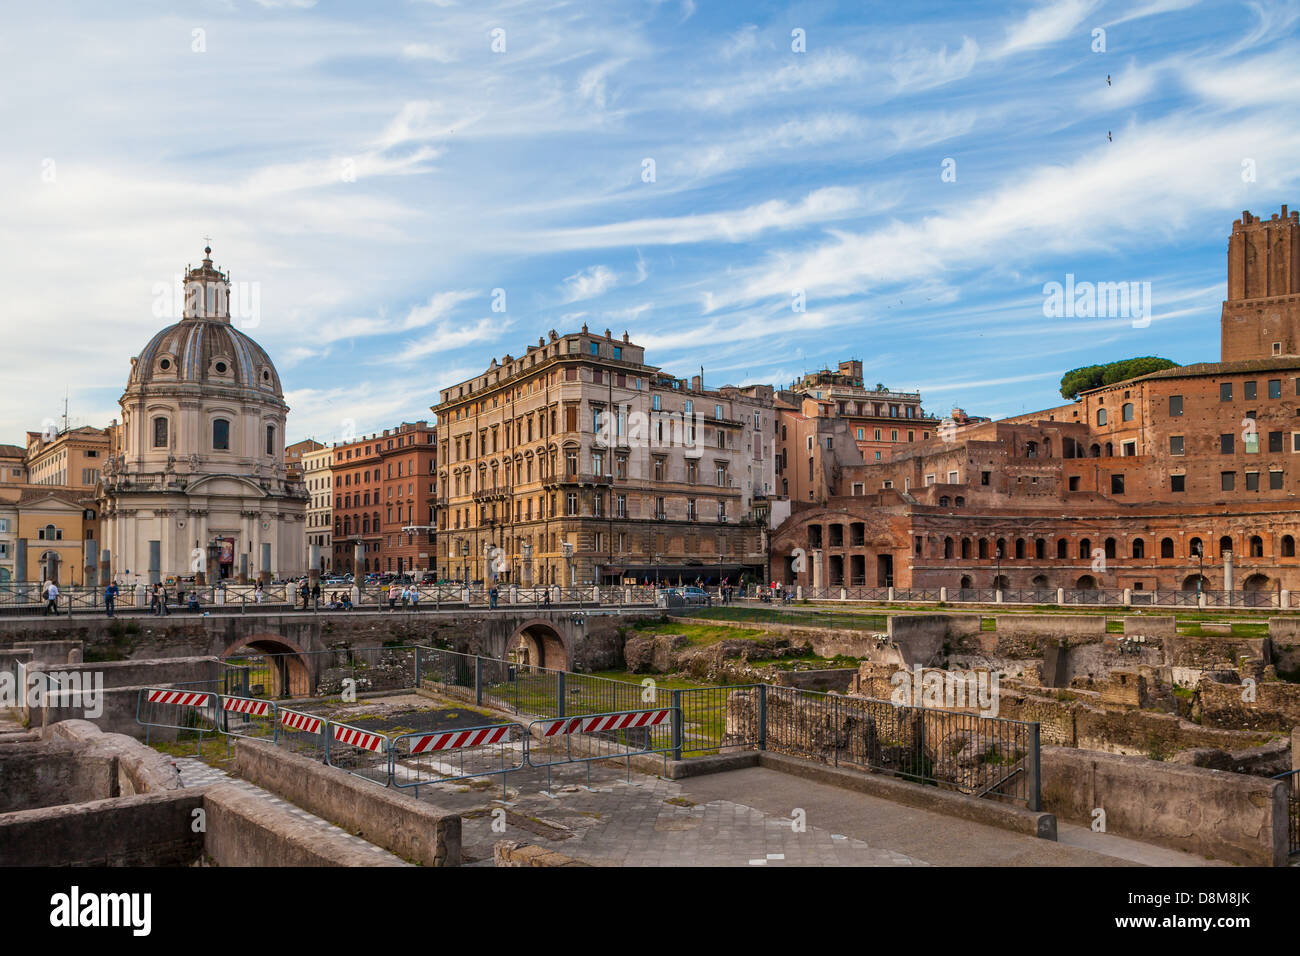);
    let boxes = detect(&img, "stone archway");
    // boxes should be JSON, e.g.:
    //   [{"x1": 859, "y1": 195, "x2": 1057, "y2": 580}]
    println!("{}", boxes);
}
[
  {"x1": 1075, "y1": 574, "x2": 1098, "y2": 590},
  {"x1": 507, "y1": 620, "x2": 568, "y2": 670},
  {"x1": 222, "y1": 633, "x2": 312, "y2": 698}
]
